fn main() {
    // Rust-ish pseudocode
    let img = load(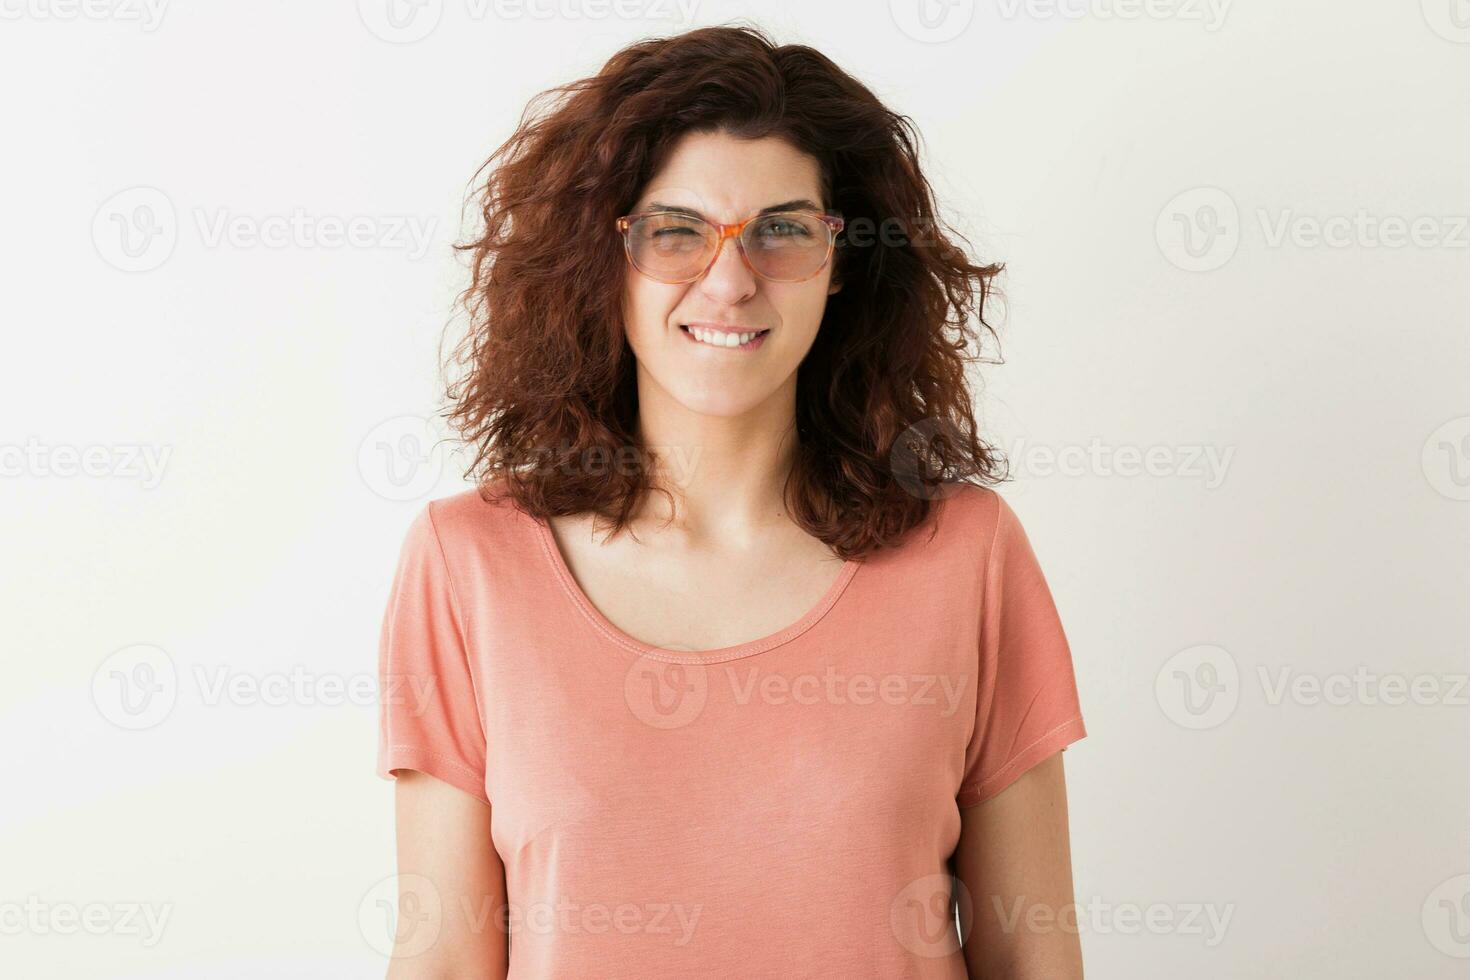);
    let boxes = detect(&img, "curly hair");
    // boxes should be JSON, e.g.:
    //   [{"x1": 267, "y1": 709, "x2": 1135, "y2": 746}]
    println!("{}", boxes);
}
[{"x1": 444, "y1": 22, "x2": 1006, "y2": 560}]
